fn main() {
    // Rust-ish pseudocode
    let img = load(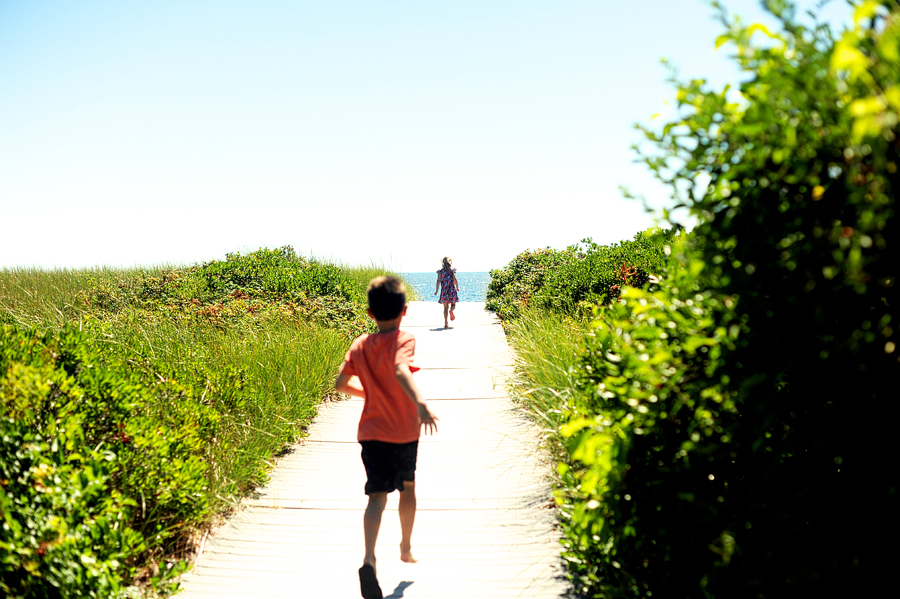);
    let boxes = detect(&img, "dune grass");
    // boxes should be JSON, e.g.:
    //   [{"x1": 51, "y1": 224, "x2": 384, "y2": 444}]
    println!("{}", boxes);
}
[
  {"x1": 0, "y1": 266, "x2": 158, "y2": 327},
  {"x1": 326, "y1": 260, "x2": 421, "y2": 300},
  {"x1": 503, "y1": 308, "x2": 588, "y2": 456},
  {"x1": 88, "y1": 309, "x2": 349, "y2": 507}
]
